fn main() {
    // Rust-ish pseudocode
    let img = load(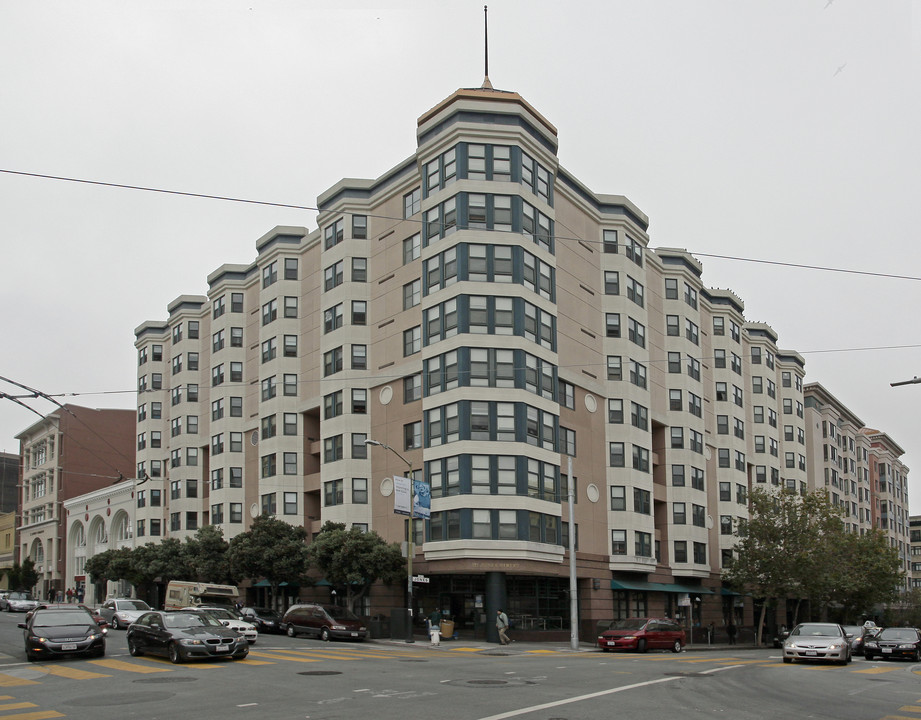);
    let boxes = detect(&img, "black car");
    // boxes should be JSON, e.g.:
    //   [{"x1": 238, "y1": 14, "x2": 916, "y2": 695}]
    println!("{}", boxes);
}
[
  {"x1": 20, "y1": 607, "x2": 106, "y2": 661},
  {"x1": 240, "y1": 606, "x2": 282, "y2": 634},
  {"x1": 863, "y1": 627, "x2": 921, "y2": 661},
  {"x1": 125, "y1": 610, "x2": 249, "y2": 663}
]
